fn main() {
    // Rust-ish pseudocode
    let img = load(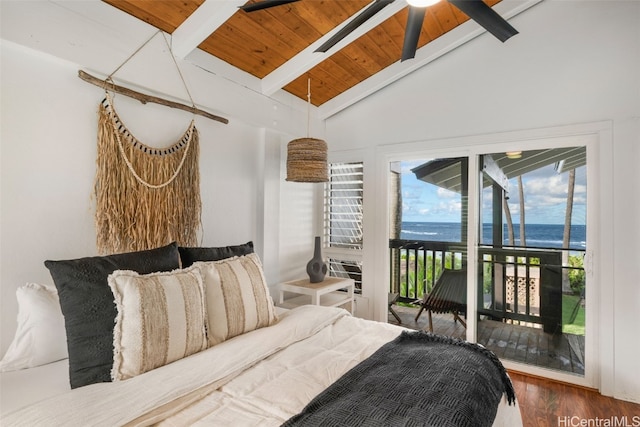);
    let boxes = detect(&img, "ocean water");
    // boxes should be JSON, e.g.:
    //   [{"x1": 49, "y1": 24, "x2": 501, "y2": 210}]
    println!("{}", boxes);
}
[{"x1": 400, "y1": 222, "x2": 586, "y2": 250}]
